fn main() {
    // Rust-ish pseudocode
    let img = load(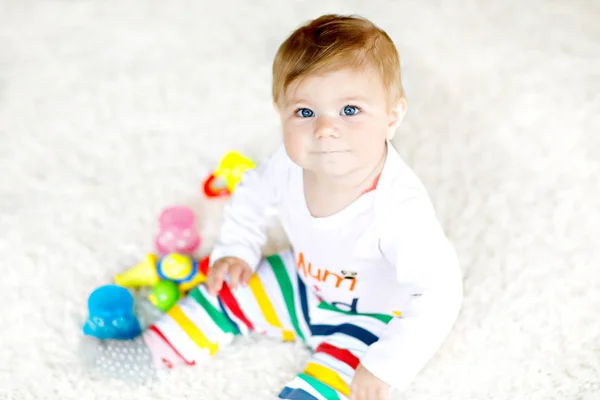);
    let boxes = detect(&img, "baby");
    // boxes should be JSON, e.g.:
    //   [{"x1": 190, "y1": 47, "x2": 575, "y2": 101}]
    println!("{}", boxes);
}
[{"x1": 82, "y1": 14, "x2": 463, "y2": 400}]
